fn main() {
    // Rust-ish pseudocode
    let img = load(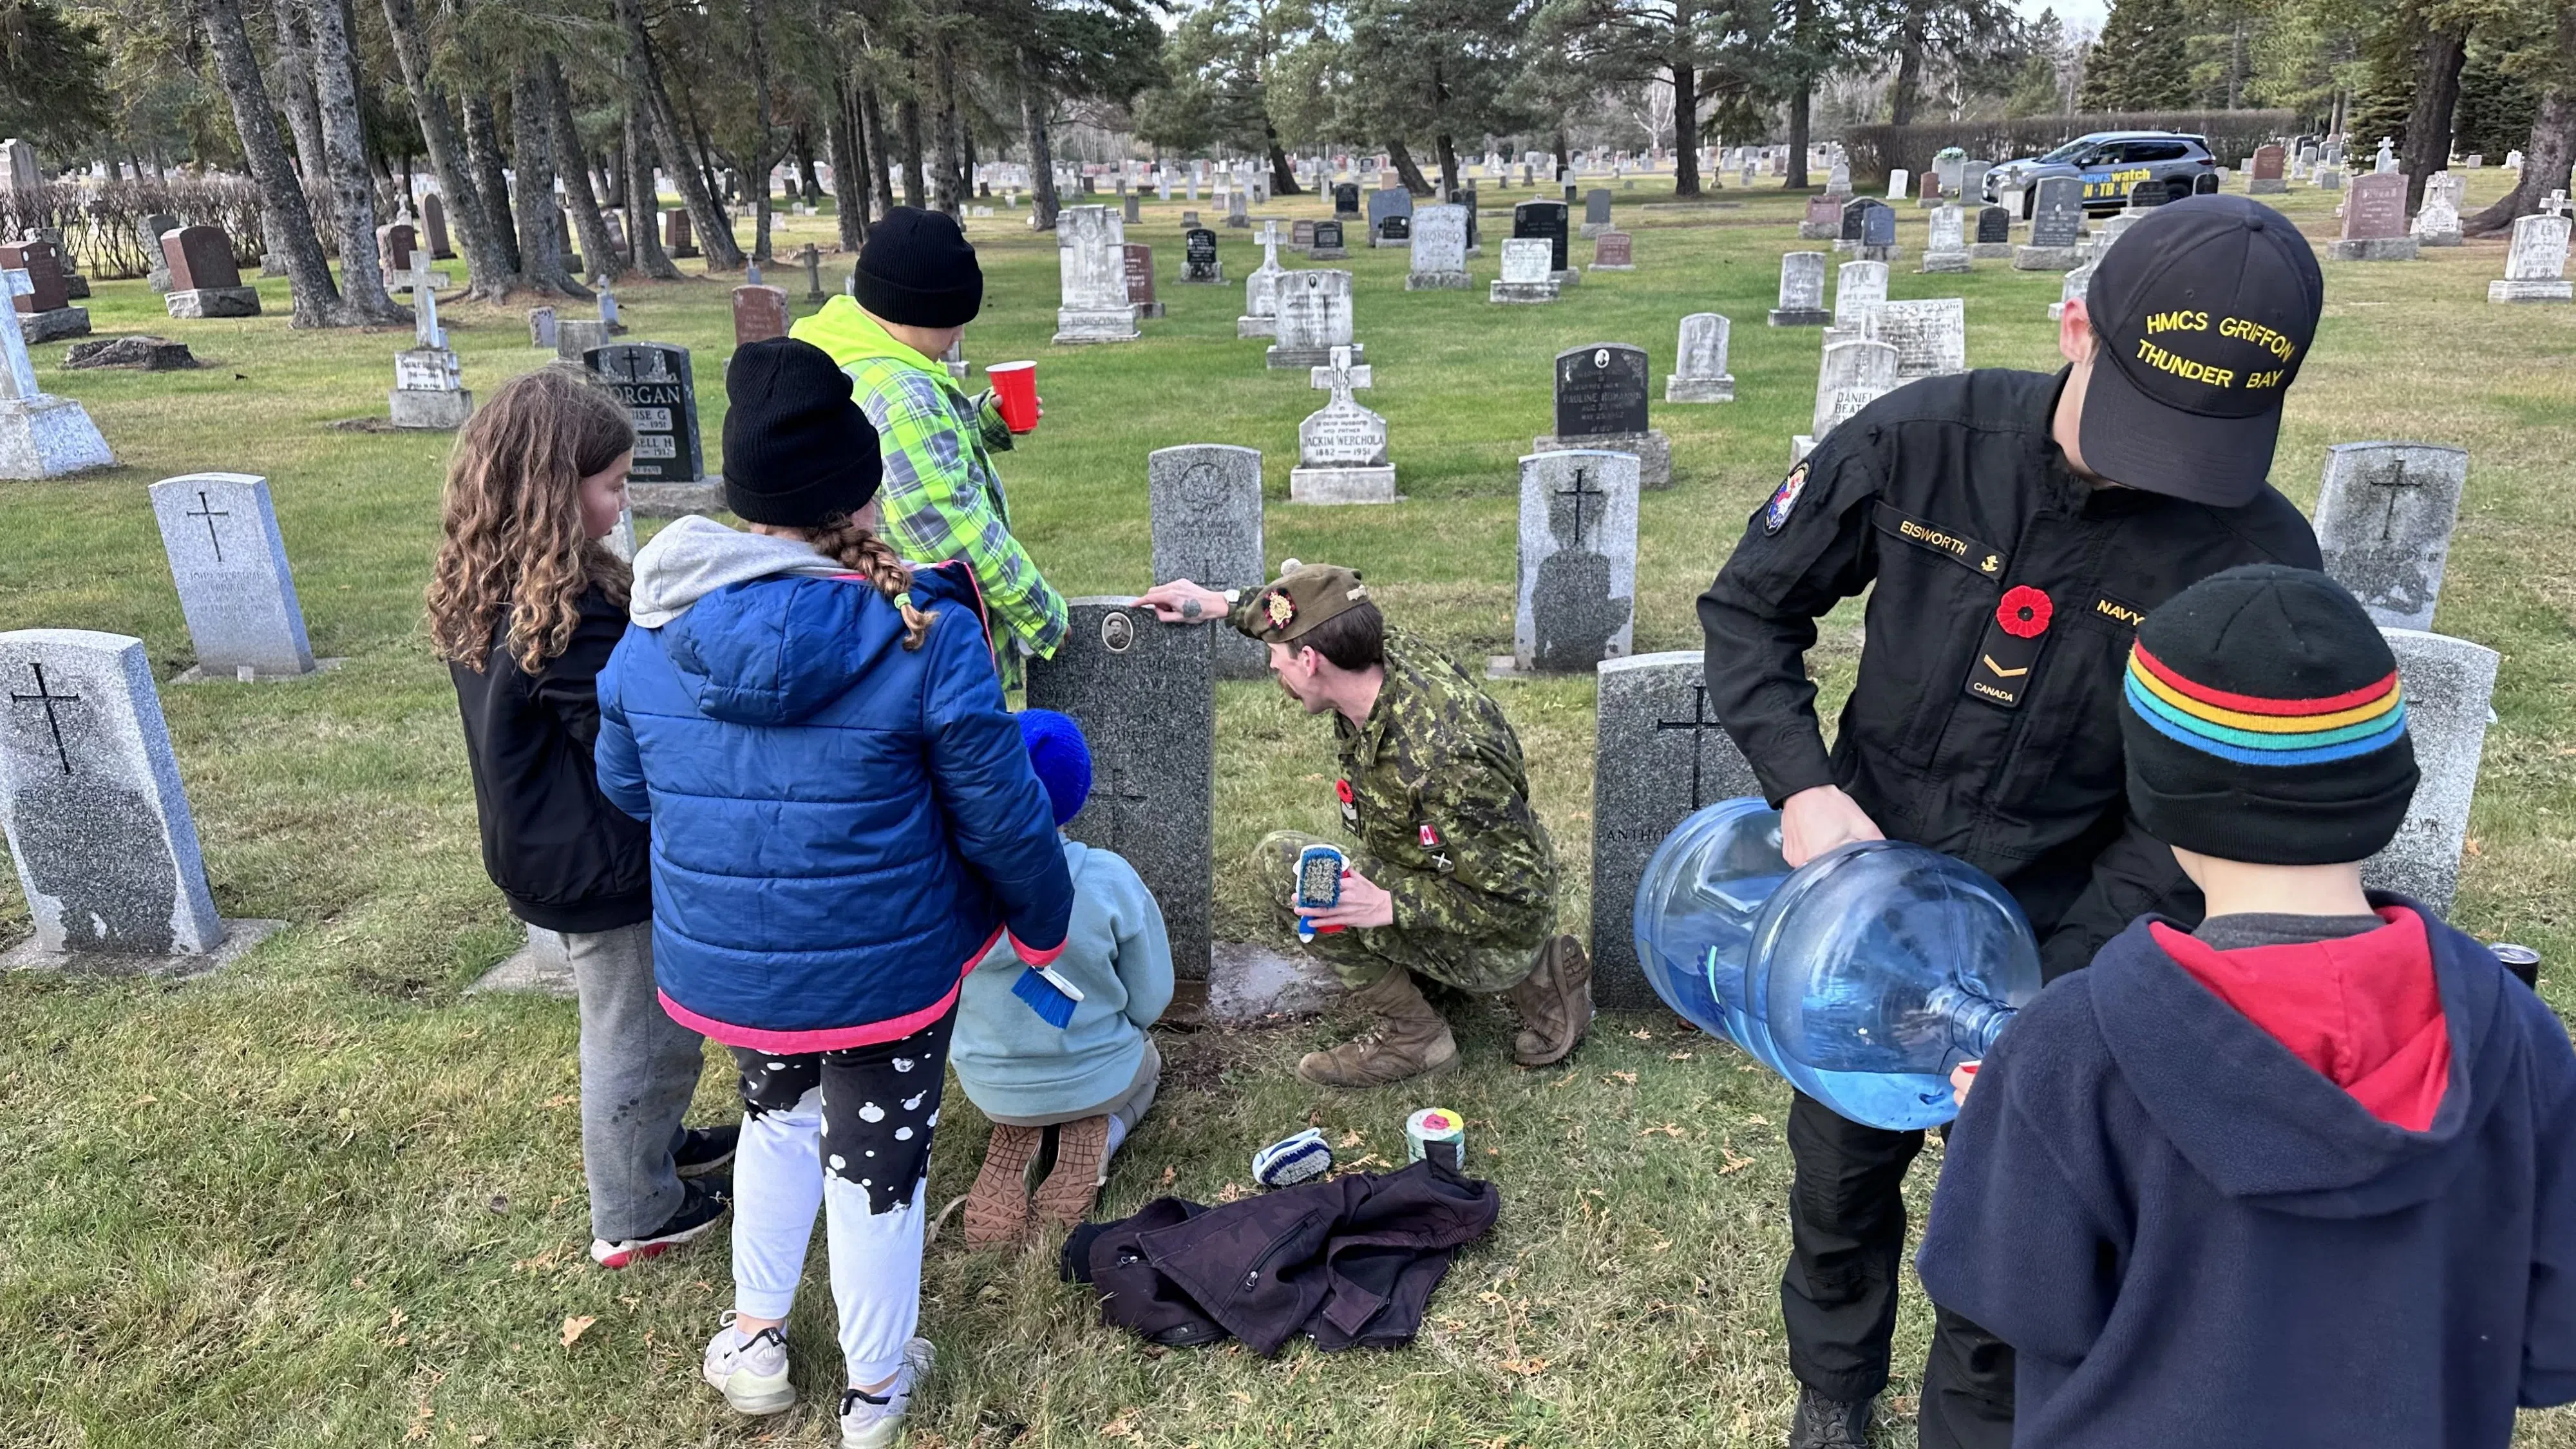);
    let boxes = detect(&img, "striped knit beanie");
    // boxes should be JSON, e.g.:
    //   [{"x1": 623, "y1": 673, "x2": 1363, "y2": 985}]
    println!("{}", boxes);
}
[{"x1": 2121, "y1": 565, "x2": 2418, "y2": 865}]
